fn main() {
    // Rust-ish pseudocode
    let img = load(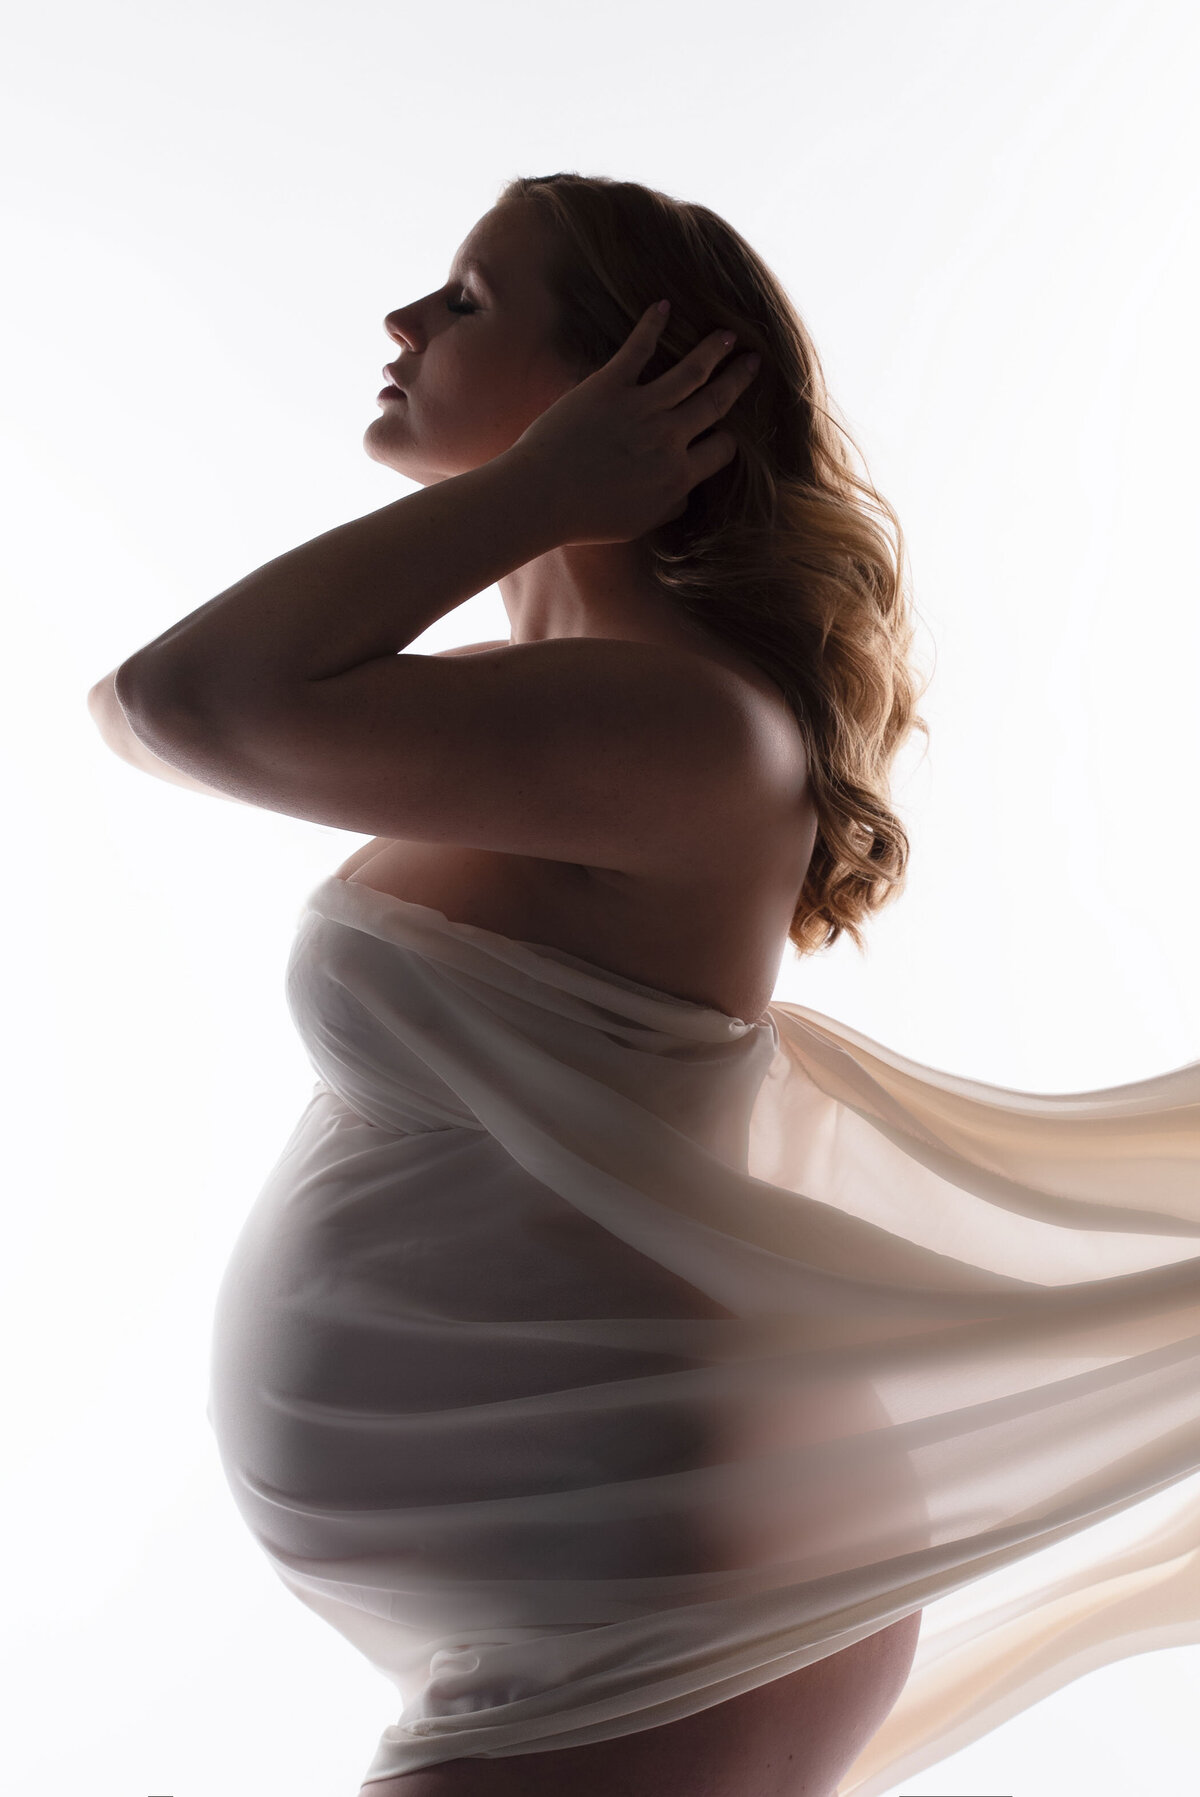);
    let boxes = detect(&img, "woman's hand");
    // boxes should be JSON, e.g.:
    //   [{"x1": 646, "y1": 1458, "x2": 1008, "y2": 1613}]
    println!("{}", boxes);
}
[{"x1": 510, "y1": 302, "x2": 762, "y2": 547}]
